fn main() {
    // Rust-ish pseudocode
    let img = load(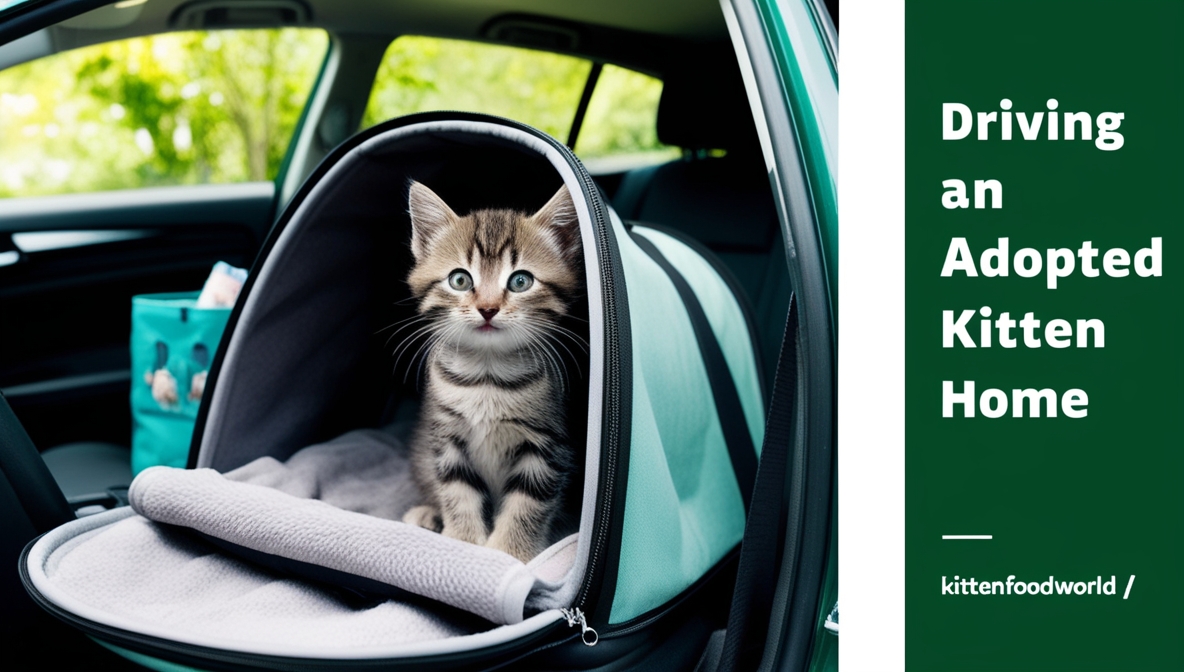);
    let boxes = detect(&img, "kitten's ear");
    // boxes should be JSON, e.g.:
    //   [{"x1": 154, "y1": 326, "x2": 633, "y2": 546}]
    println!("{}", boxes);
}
[
  {"x1": 532, "y1": 184, "x2": 580, "y2": 255},
  {"x1": 407, "y1": 181, "x2": 458, "y2": 259}
]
